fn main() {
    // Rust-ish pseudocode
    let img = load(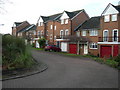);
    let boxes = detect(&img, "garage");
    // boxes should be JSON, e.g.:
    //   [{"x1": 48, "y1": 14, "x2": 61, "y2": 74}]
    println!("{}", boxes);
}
[
  {"x1": 69, "y1": 44, "x2": 77, "y2": 54},
  {"x1": 61, "y1": 42, "x2": 68, "y2": 52},
  {"x1": 113, "y1": 45, "x2": 119, "y2": 57},
  {"x1": 100, "y1": 46, "x2": 112, "y2": 58}
]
